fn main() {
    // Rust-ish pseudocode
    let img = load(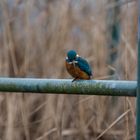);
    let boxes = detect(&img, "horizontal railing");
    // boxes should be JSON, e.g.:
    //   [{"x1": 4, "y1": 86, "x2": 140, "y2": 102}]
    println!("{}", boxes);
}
[{"x1": 0, "y1": 78, "x2": 136, "y2": 96}]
